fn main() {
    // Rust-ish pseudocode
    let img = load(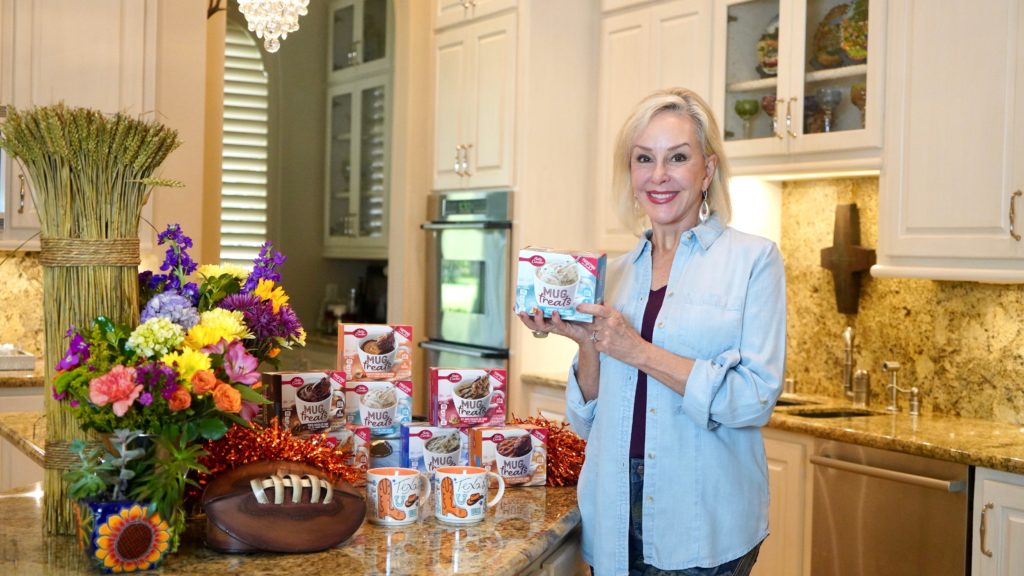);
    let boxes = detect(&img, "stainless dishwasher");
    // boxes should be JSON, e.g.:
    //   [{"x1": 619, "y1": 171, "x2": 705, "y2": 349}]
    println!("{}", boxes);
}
[{"x1": 810, "y1": 439, "x2": 969, "y2": 576}]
